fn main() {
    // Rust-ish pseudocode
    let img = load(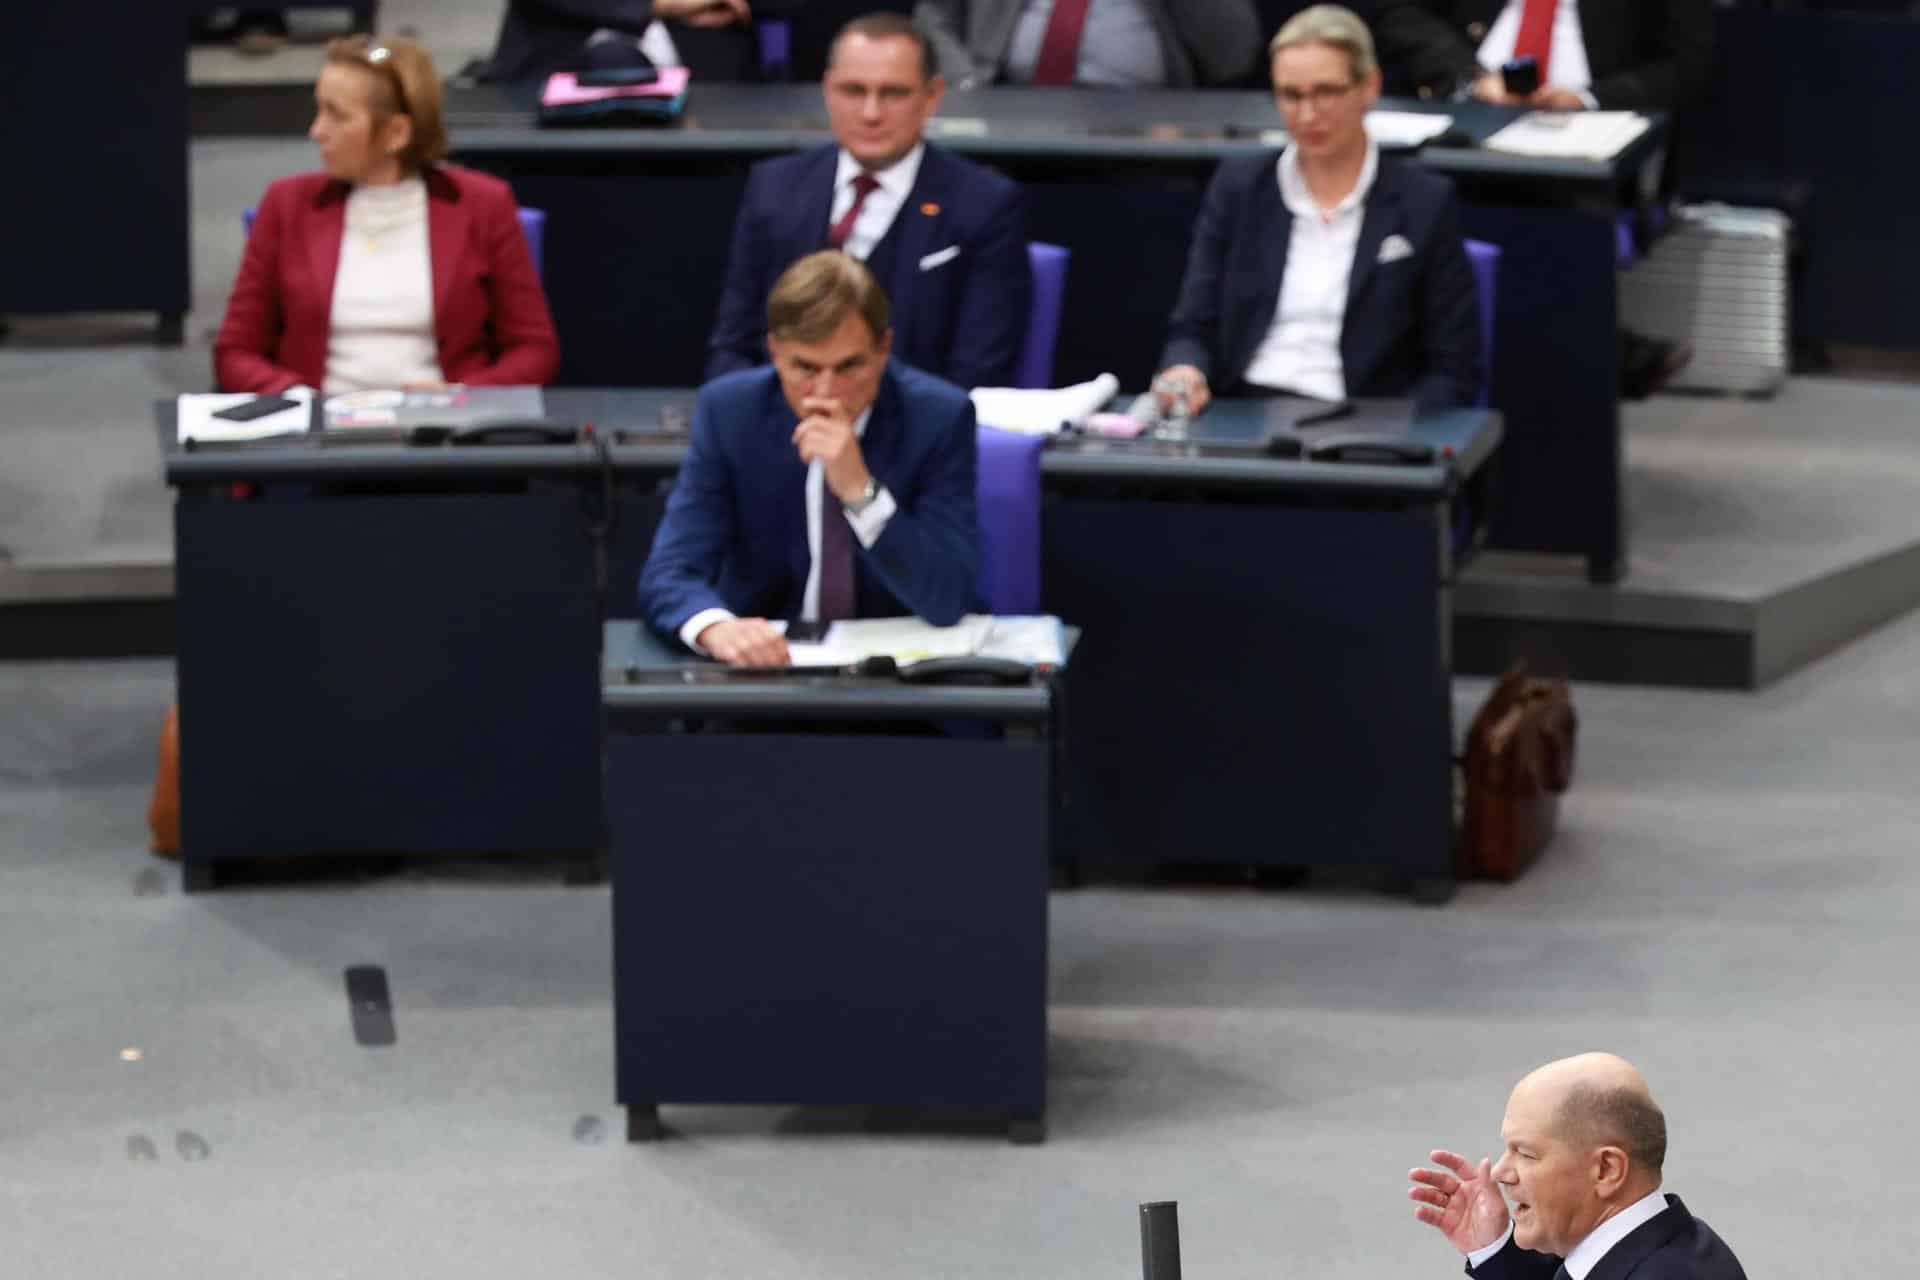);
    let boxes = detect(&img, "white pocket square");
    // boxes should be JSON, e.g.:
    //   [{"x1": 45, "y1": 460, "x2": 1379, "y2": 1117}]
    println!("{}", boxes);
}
[
  {"x1": 1376, "y1": 234, "x2": 1415, "y2": 264},
  {"x1": 919, "y1": 245, "x2": 962, "y2": 271}
]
